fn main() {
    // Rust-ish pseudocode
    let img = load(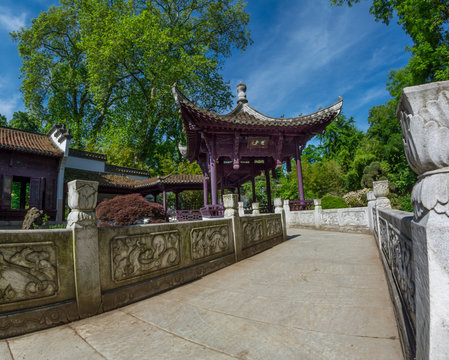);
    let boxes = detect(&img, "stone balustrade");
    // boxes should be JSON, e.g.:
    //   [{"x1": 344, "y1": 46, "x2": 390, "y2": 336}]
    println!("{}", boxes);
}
[
  {"x1": 284, "y1": 199, "x2": 370, "y2": 233},
  {"x1": 0, "y1": 183, "x2": 286, "y2": 339}
]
